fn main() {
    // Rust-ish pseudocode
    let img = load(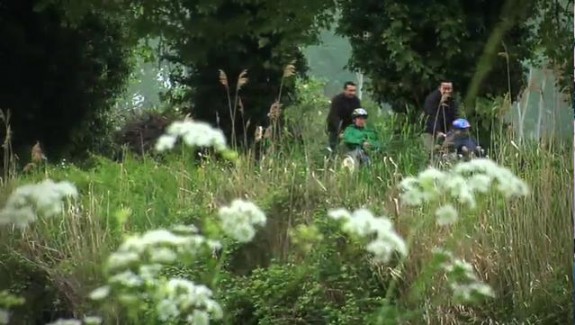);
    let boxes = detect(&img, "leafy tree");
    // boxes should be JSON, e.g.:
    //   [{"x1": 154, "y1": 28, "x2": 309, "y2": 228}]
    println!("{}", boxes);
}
[
  {"x1": 131, "y1": 0, "x2": 336, "y2": 147},
  {"x1": 0, "y1": 0, "x2": 132, "y2": 161},
  {"x1": 335, "y1": 0, "x2": 540, "y2": 118}
]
